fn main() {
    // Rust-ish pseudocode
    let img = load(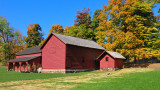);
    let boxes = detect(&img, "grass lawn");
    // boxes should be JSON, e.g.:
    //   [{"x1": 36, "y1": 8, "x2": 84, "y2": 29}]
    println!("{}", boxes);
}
[
  {"x1": 0, "y1": 67, "x2": 90, "y2": 82},
  {"x1": 0, "y1": 67, "x2": 160, "y2": 90},
  {"x1": 72, "y1": 69, "x2": 160, "y2": 90}
]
